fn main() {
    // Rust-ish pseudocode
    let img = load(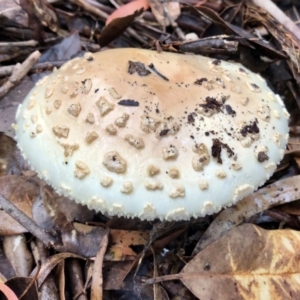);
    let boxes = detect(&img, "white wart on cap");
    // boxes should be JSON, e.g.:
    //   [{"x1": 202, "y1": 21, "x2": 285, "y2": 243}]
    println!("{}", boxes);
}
[{"x1": 14, "y1": 48, "x2": 289, "y2": 220}]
